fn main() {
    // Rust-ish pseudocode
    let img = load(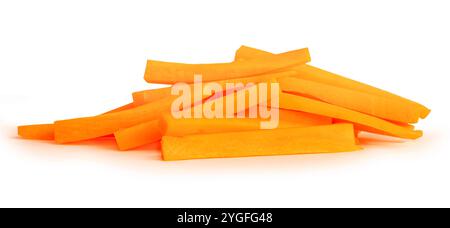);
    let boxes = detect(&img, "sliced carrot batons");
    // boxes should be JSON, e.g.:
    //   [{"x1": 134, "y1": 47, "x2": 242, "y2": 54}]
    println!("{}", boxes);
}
[
  {"x1": 294, "y1": 65, "x2": 431, "y2": 121},
  {"x1": 145, "y1": 48, "x2": 310, "y2": 84},
  {"x1": 161, "y1": 109, "x2": 332, "y2": 137},
  {"x1": 18, "y1": 102, "x2": 136, "y2": 141},
  {"x1": 54, "y1": 72, "x2": 285, "y2": 144},
  {"x1": 18, "y1": 45, "x2": 430, "y2": 159},
  {"x1": 278, "y1": 77, "x2": 421, "y2": 123},
  {"x1": 235, "y1": 45, "x2": 430, "y2": 122},
  {"x1": 279, "y1": 92, "x2": 422, "y2": 139},
  {"x1": 132, "y1": 87, "x2": 172, "y2": 106},
  {"x1": 161, "y1": 124, "x2": 360, "y2": 161}
]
